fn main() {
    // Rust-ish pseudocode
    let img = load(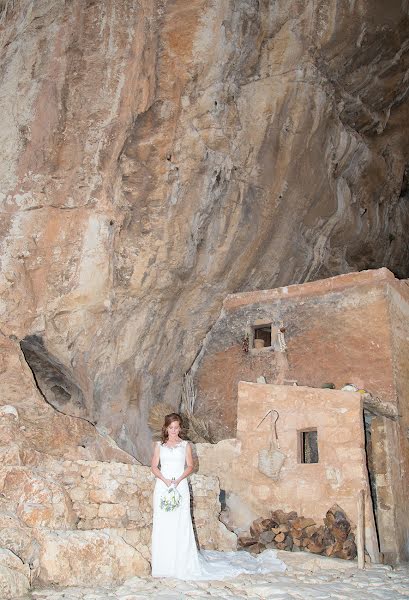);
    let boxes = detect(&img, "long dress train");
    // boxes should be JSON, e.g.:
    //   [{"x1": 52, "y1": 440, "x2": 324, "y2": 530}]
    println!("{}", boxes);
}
[{"x1": 151, "y1": 440, "x2": 286, "y2": 580}]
